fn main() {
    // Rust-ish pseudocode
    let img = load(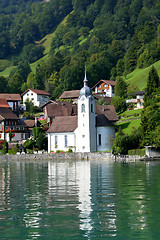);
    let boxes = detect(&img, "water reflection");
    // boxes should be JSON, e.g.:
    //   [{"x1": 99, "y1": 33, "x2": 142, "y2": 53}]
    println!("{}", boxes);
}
[
  {"x1": 48, "y1": 160, "x2": 93, "y2": 237},
  {"x1": 0, "y1": 160, "x2": 160, "y2": 239}
]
